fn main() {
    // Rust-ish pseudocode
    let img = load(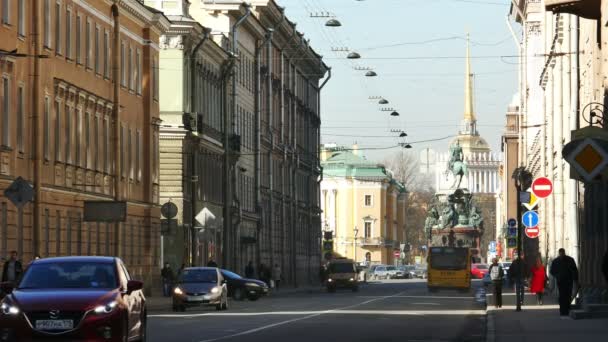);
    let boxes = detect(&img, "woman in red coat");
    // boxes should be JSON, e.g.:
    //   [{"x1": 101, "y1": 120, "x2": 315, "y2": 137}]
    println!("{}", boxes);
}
[{"x1": 530, "y1": 258, "x2": 547, "y2": 305}]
